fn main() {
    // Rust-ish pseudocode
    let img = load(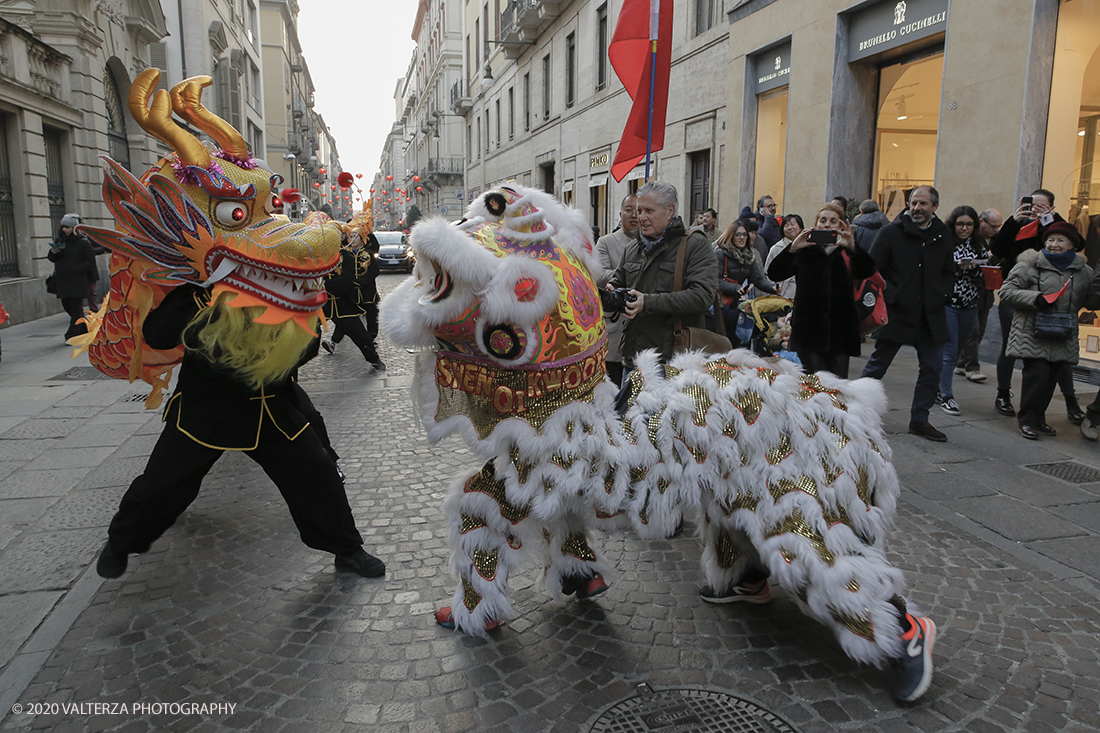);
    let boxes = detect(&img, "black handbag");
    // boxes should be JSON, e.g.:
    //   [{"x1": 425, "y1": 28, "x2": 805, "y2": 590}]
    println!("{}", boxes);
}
[
  {"x1": 45, "y1": 275, "x2": 57, "y2": 295},
  {"x1": 1034, "y1": 311, "x2": 1075, "y2": 340}
]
